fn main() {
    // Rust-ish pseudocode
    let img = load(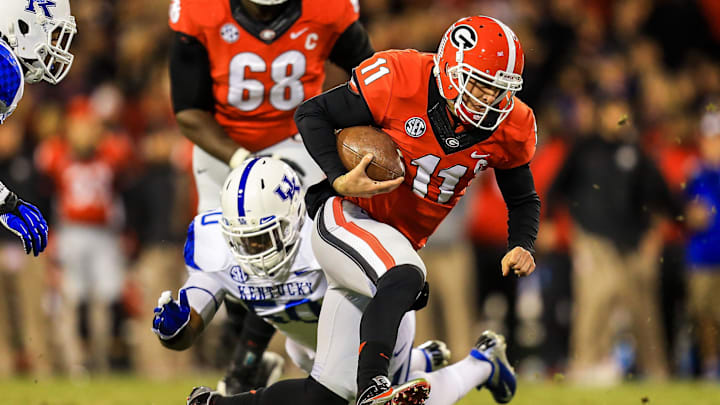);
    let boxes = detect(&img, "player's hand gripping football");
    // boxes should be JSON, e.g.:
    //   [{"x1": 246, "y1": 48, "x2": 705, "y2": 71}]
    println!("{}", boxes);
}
[
  {"x1": 152, "y1": 289, "x2": 191, "y2": 340},
  {"x1": 0, "y1": 197, "x2": 48, "y2": 257},
  {"x1": 501, "y1": 246, "x2": 536, "y2": 277},
  {"x1": 332, "y1": 154, "x2": 403, "y2": 198}
]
